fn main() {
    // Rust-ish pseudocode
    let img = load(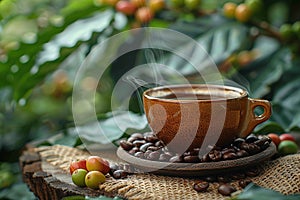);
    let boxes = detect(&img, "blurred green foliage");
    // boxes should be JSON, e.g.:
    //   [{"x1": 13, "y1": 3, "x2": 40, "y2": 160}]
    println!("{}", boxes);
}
[{"x1": 0, "y1": 0, "x2": 300, "y2": 199}]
